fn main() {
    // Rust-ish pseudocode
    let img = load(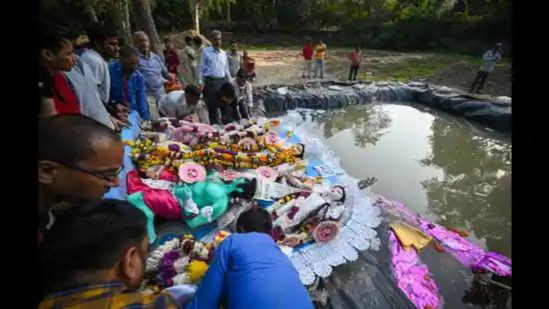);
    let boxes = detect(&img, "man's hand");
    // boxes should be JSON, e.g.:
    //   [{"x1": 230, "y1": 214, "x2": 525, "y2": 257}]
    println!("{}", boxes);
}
[{"x1": 115, "y1": 104, "x2": 129, "y2": 114}]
